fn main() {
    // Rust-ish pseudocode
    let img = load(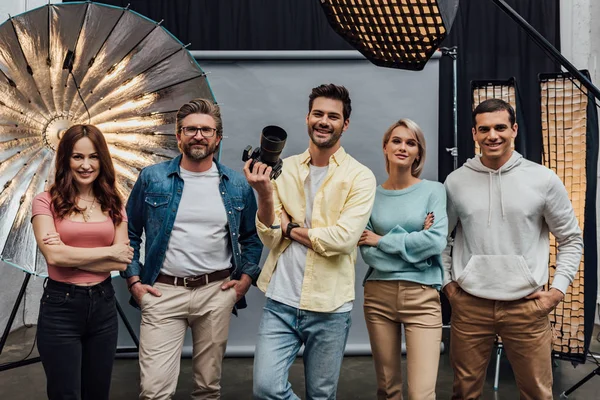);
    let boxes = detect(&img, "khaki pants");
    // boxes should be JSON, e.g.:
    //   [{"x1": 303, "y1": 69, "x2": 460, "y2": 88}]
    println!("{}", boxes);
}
[
  {"x1": 449, "y1": 289, "x2": 553, "y2": 400},
  {"x1": 138, "y1": 278, "x2": 237, "y2": 400},
  {"x1": 364, "y1": 280, "x2": 442, "y2": 400}
]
